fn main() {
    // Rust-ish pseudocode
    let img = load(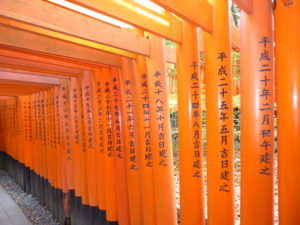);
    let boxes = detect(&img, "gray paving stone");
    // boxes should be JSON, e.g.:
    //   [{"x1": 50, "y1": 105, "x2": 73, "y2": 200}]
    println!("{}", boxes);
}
[{"x1": 0, "y1": 185, "x2": 32, "y2": 225}]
